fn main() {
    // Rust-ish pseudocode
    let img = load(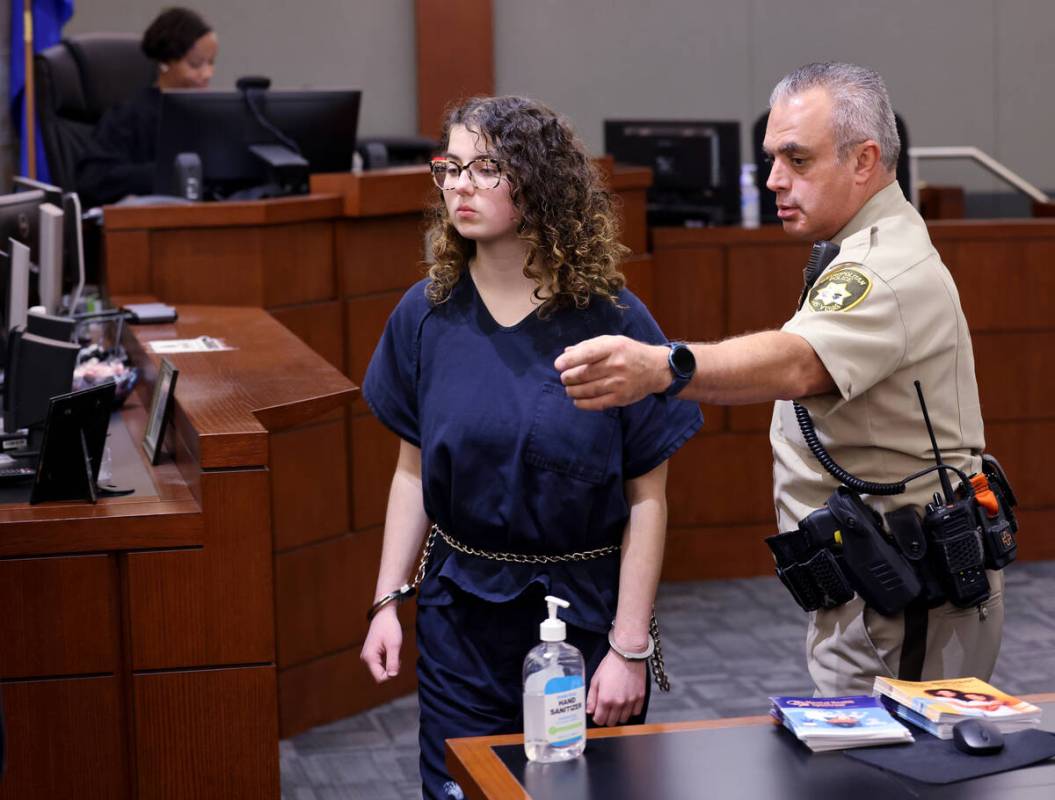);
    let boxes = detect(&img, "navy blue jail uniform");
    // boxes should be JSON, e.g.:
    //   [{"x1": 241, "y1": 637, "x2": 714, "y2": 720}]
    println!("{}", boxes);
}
[{"x1": 363, "y1": 275, "x2": 702, "y2": 799}]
